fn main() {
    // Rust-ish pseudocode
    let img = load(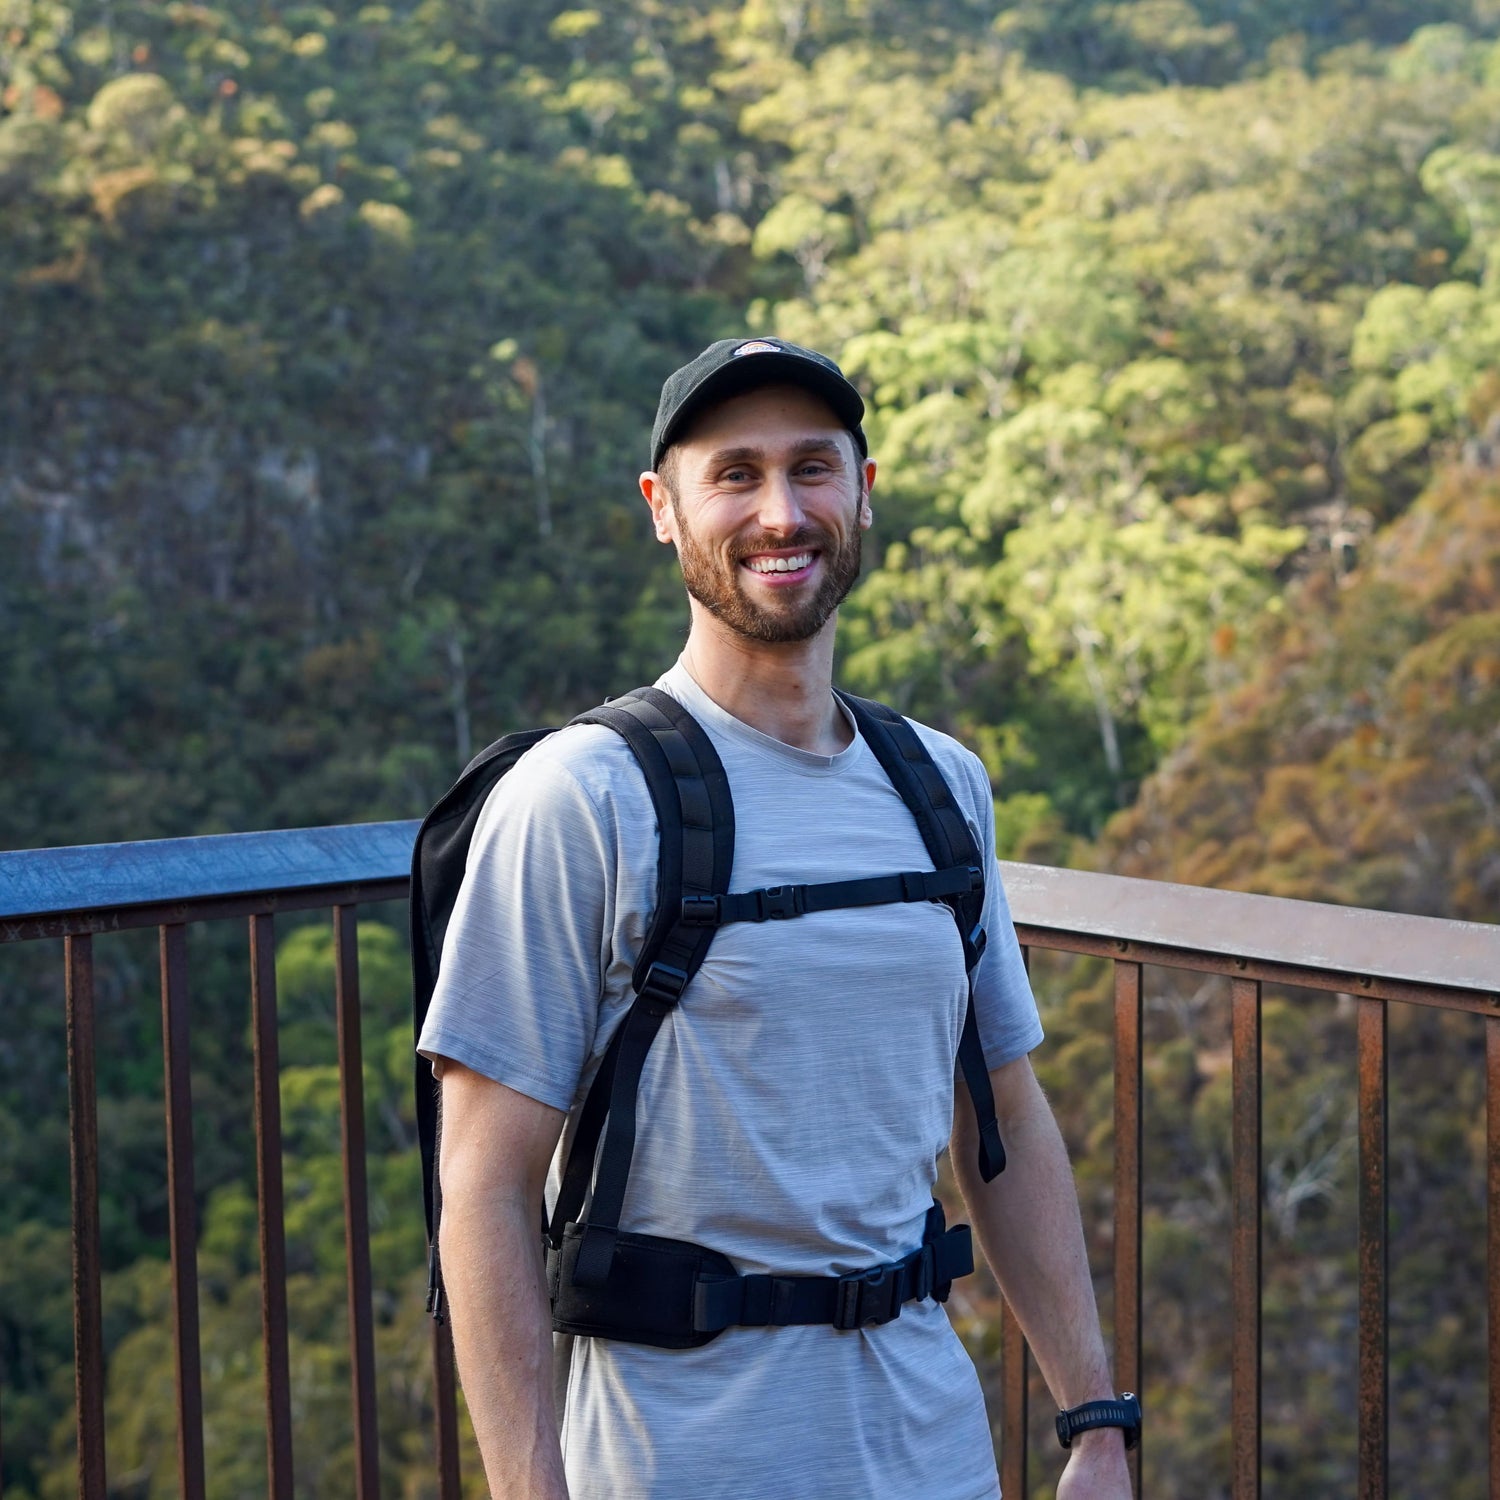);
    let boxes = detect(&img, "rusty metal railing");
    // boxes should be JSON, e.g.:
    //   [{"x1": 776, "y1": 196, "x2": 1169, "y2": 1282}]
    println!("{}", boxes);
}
[
  {"x1": 1001, "y1": 862, "x2": 1500, "y2": 1500},
  {"x1": 2, "y1": 826, "x2": 1497, "y2": 1497},
  {"x1": 1, "y1": 823, "x2": 426, "y2": 1500}
]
